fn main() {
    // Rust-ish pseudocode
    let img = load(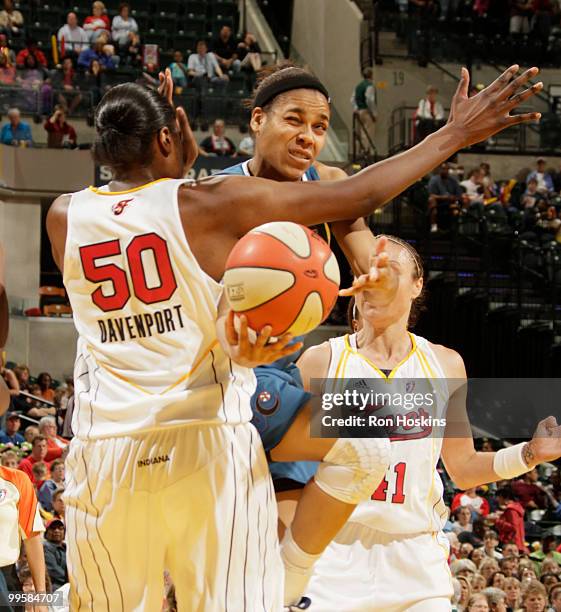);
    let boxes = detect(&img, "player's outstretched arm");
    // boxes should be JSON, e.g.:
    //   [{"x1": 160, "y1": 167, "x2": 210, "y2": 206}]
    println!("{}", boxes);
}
[
  {"x1": 206, "y1": 66, "x2": 542, "y2": 237},
  {"x1": 440, "y1": 346, "x2": 561, "y2": 489}
]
